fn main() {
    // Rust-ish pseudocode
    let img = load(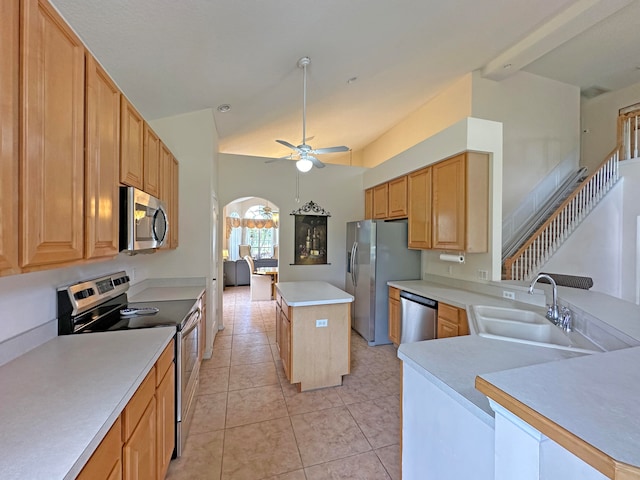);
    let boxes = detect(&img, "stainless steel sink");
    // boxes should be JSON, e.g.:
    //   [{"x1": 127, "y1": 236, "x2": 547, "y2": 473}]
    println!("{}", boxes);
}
[{"x1": 468, "y1": 305, "x2": 602, "y2": 353}]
